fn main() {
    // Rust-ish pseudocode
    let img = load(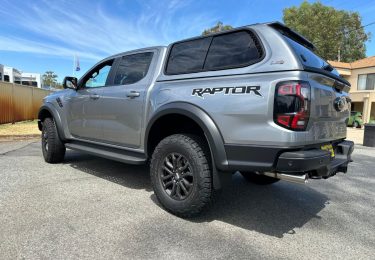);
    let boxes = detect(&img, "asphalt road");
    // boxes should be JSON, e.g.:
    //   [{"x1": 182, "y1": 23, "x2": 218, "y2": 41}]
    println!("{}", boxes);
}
[{"x1": 0, "y1": 140, "x2": 374, "y2": 259}]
